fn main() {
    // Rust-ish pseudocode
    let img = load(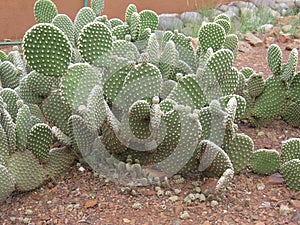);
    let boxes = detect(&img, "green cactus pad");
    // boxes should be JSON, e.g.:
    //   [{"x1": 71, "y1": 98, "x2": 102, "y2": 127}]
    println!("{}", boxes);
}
[
  {"x1": 27, "y1": 123, "x2": 52, "y2": 162},
  {"x1": 101, "y1": 111, "x2": 127, "y2": 154},
  {"x1": 288, "y1": 72, "x2": 300, "y2": 101},
  {"x1": 0, "y1": 109, "x2": 16, "y2": 153},
  {"x1": 219, "y1": 94, "x2": 246, "y2": 121},
  {"x1": 0, "y1": 88, "x2": 20, "y2": 122},
  {"x1": 27, "y1": 70, "x2": 58, "y2": 97},
  {"x1": 52, "y1": 14, "x2": 75, "y2": 46},
  {"x1": 136, "y1": 28, "x2": 151, "y2": 51},
  {"x1": 198, "y1": 106, "x2": 212, "y2": 140},
  {"x1": 254, "y1": 77, "x2": 286, "y2": 119},
  {"x1": 86, "y1": 85, "x2": 107, "y2": 130},
  {"x1": 91, "y1": 0, "x2": 104, "y2": 15},
  {"x1": 61, "y1": 63, "x2": 100, "y2": 110},
  {"x1": 34, "y1": 0, "x2": 58, "y2": 23},
  {"x1": 112, "y1": 24, "x2": 131, "y2": 40},
  {"x1": 171, "y1": 32, "x2": 196, "y2": 71},
  {"x1": 223, "y1": 133, "x2": 254, "y2": 172},
  {"x1": 267, "y1": 44, "x2": 282, "y2": 76},
  {"x1": 198, "y1": 140, "x2": 233, "y2": 177},
  {"x1": 17, "y1": 77, "x2": 43, "y2": 105},
  {"x1": 198, "y1": 22, "x2": 226, "y2": 52},
  {"x1": 146, "y1": 34, "x2": 159, "y2": 66},
  {"x1": 74, "y1": 7, "x2": 96, "y2": 42},
  {"x1": 159, "y1": 98, "x2": 176, "y2": 113},
  {"x1": 159, "y1": 40, "x2": 179, "y2": 80},
  {"x1": 103, "y1": 57, "x2": 132, "y2": 104},
  {"x1": 175, "y1": 60, "x2": 193, "y2": 75},
  {"x1": 282, "y1": 101, "x2": 300, "y2": 127},
  {"x1": 51, "y1": 126, "x2": 71, "y2": 146},
  {"x1": 0, "y1": 124, "x2": 9, "y2": 162},
  {"x1": 200, "y1": 49, "x2": 234, "y2": 100},
  {"x1": 169, "y1": 74, "x2": 207, "y2": 110},
  {"x1": 0, "y1": 61, "x2": 19, "y2": 89},
  {"x1": 215, "y1": 168, "x2": 234, "y2": 195},
  {"x1": 0, "y1": 165, "x2": 15, "y2": 204},
  {"x1": 128, "y1": 100, "x2": 150, "y2": 120},
  {"x1": 7, "y1": 50, "x2": 25, "y2": 75},
  {"x1": 125, "y1": 4, "x2": 138, "y2": 26},
  {"x1": 130, "y1": 12, "x2": 141, "y2": 41},
  {"x1": 219, "y1": 67, "x2": 239, "y2": 95},
  {"x1": 42, "y1": 92, "x2": 72, "y2": 135},
  {"x1": 110, "y1": 18, "x2": 124, "y2": 28},
  {"x1": 214, "y1": 13, "x2": 230, "y2": 22},
  {"x1": 223, "y1": 34, "x2": 238, "y2": 59},
  {"x1": 281, "y1": 138, "x2": 300, "y2": 163},
  {"x1": 15, "y1": 104, "x2": 32, "y2": 151},
  {"x1": 23, "y1": 23, "x2": 72, "y2": 77},
  {"x1": 247, "y1": 73, "x2": 265, "y2": 98},
  {"x1": 281, "y1": 48, "x2": 298, "y2": 82},
  {"x1": 44, "y1": 147, "x2": 75, "y2": 179},
  {"x1": 116, "y1": 62, "x2": 162, "y2": 111},
  {"x1": 240, "y1": 67, "x2": 254, "y2": 79},
  {"x1": 7, "y1": 150, "x2": 45, "y2": 192},
  {"x1": 111, "y1": 39, "x2": 140, "y2": 62},
  {"x1": 68, "y1": 115, "x2": 97, "y2": 157},
  {"x1": 215, "y1": 19, "x2": 231, "y2": 34},
  {"x1": 0, "y1": 50, "x2": 7, "y2": 62},
  {"x1": 251, "y1": 149, "x2": 280, "y2": 175},
  {"x1": 155, "y1": 106, "x2": 201, "y2": 175},
  {"x1": 160, "y1": 80, "x2": 177, "y2": 100},
  {"x1": 280, "y1": 159, "x2": 300, "y2": 191},
  {"x1": 78, "y1": 22, "x2": 113, "y2": 66},
  {"x1": 139, "y1": 10, "x2": 158, "y2": 34}
]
